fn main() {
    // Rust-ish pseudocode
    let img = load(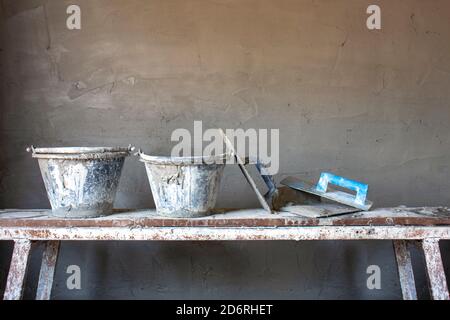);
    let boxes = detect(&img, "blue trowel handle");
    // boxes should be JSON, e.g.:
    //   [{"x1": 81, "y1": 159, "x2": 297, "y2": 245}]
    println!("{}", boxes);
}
[{"x1": 316, "y1": 172, "x2": 368, "y2": 206}]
